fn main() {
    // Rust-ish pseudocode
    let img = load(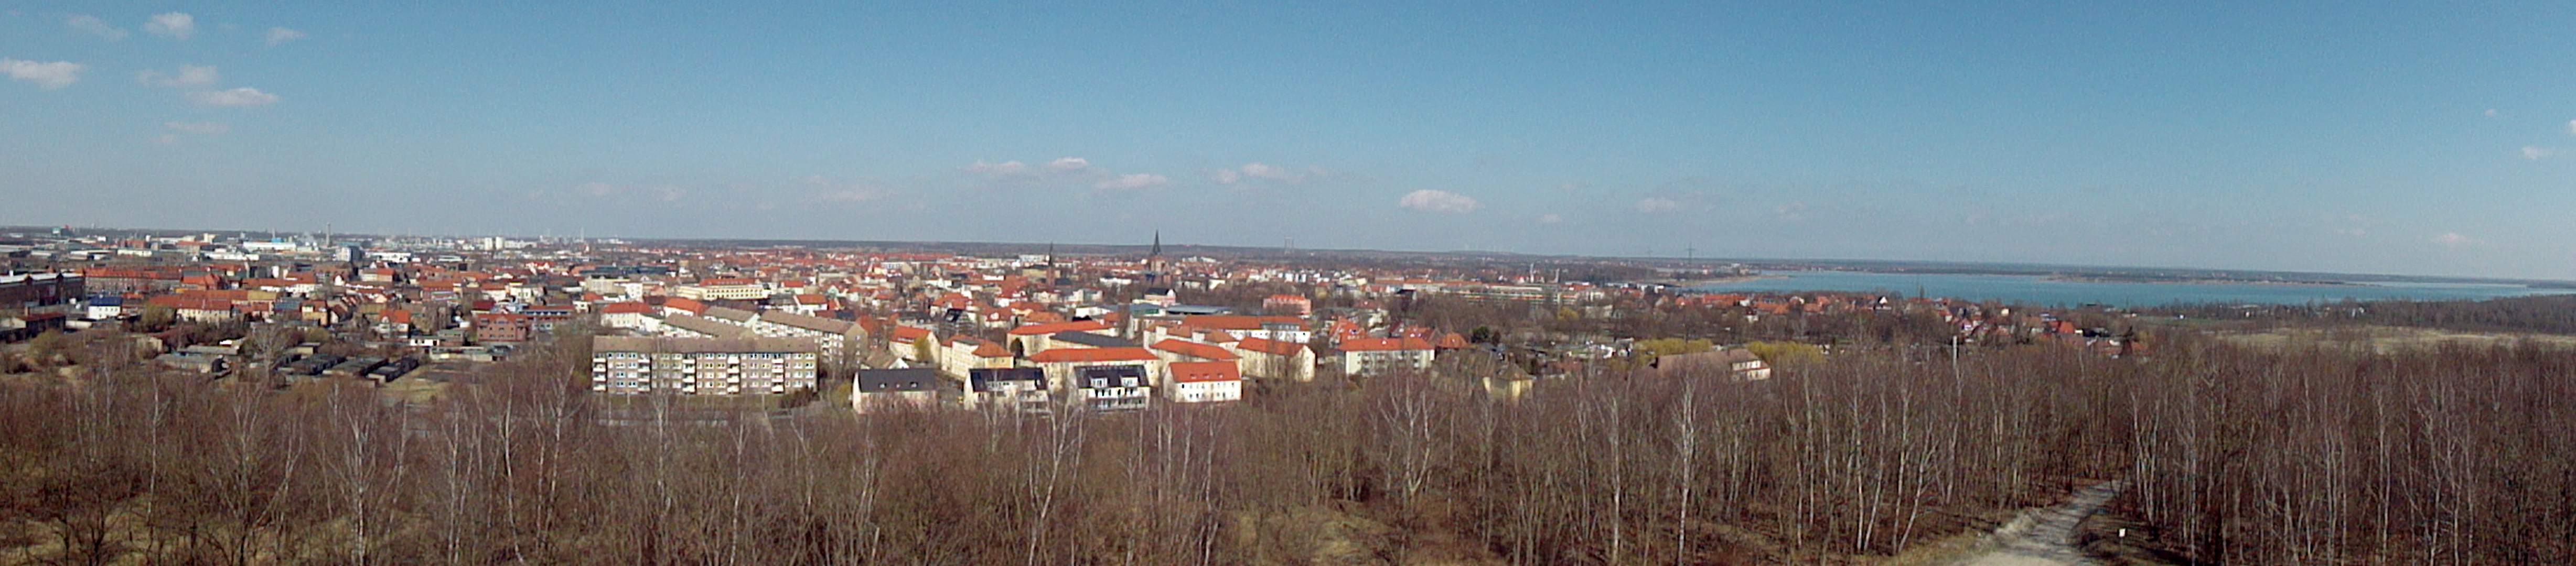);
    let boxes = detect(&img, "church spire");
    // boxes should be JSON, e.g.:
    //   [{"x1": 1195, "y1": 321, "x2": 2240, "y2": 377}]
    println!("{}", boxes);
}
[{"x1": 1150, "y1": 231, "x2": 1162, "y2": 258}]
